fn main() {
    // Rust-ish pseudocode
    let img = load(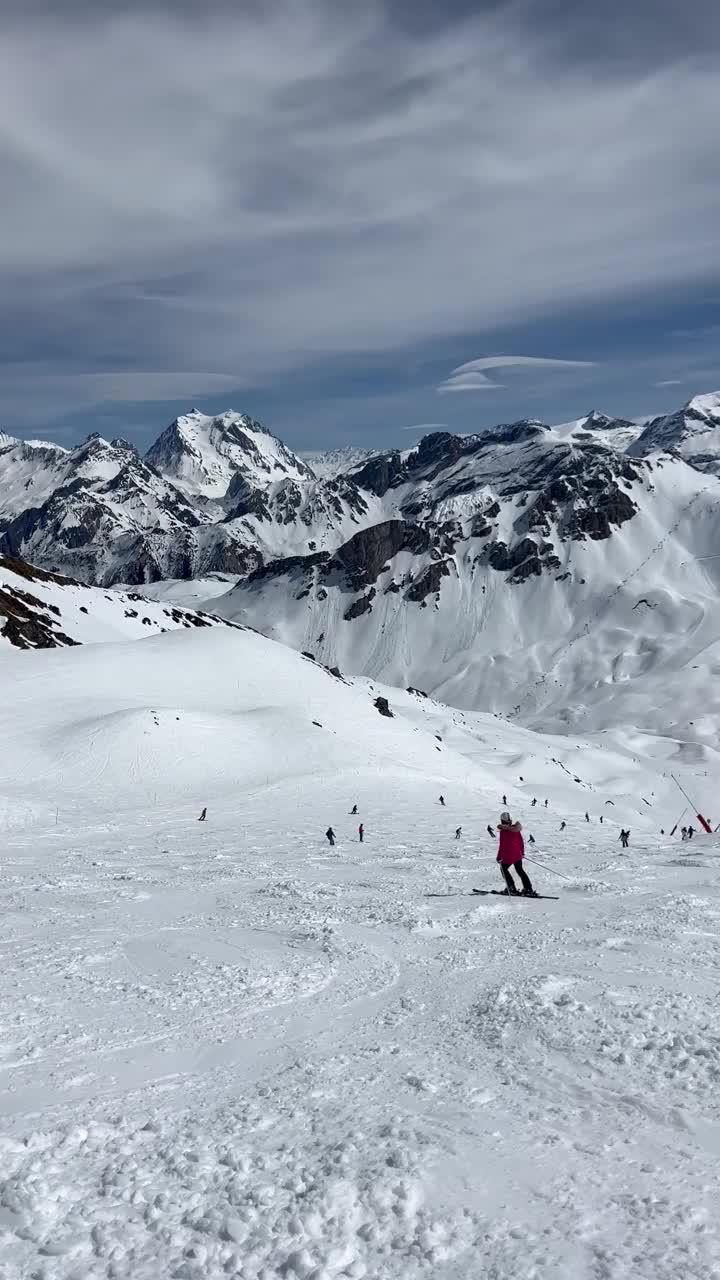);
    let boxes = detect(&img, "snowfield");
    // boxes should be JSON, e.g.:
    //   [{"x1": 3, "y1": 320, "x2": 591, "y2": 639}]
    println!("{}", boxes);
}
[{"x1": 1, "y1": 627, "x2": 719, "y2": 1279}]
